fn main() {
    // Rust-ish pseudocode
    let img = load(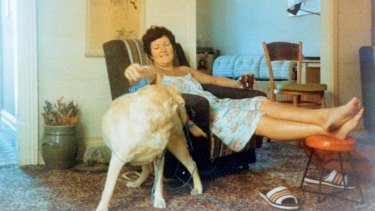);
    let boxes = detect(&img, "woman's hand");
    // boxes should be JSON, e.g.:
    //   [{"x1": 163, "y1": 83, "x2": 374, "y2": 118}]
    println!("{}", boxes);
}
[
  {"x1": 124, "y1": 63, "x2": 143, "y2": 83},
  {"x1": 236, "y1": 74, "x2": 256, "y2": 89},
  {"x1": 235, "y1": 77, "x2": 244, "y2": 89},
  {"x1": 124, "y1": 64, "x2": 155, "y2": 86}
]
